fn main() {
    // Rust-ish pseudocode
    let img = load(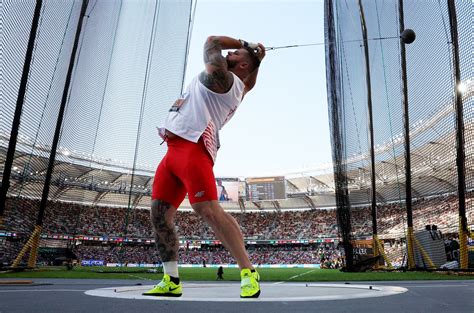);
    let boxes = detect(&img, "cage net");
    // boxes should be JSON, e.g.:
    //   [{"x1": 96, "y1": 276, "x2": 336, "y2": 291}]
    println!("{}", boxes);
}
[
  {"x1": 325, "y1": 0, "x2": 472, "y2": 270},
  {"x1": 1, "y1": 0, "x2": 192, "y2": 266}
]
